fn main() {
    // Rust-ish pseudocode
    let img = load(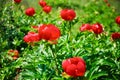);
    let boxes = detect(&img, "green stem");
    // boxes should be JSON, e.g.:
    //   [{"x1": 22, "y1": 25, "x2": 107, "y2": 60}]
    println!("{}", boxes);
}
[
  {"x1": 67, "y1": 21, "x2": 72, "y2": 41},
  {"x1": 68, "y1": 21, "x2": 72, "y2": 32},
  {"x1": 53, "y1": 52, "x2": 59, "y2": 74},
  {"x1": 49, "y1": 45, "x2": 59, "y2": 75}
]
